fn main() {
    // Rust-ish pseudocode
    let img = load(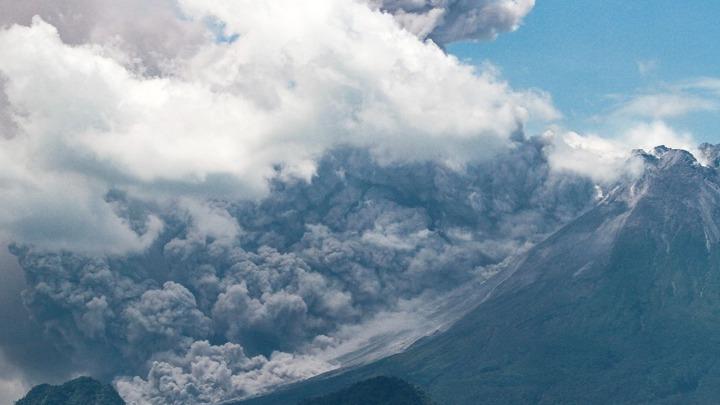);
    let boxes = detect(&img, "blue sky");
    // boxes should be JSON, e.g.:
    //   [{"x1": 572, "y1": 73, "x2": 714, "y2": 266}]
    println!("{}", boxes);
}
[{"x1": 448, "y1": 0, "x2": 720, "y2": 143}]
